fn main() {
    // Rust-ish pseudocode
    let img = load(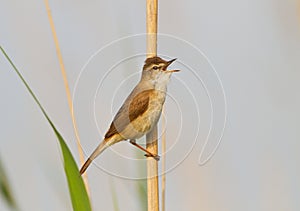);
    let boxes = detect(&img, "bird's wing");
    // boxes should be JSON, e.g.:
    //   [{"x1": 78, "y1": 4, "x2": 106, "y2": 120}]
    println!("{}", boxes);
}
[{"x1": 104, "y1": 89, "x2": 153, "y2": 139}]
